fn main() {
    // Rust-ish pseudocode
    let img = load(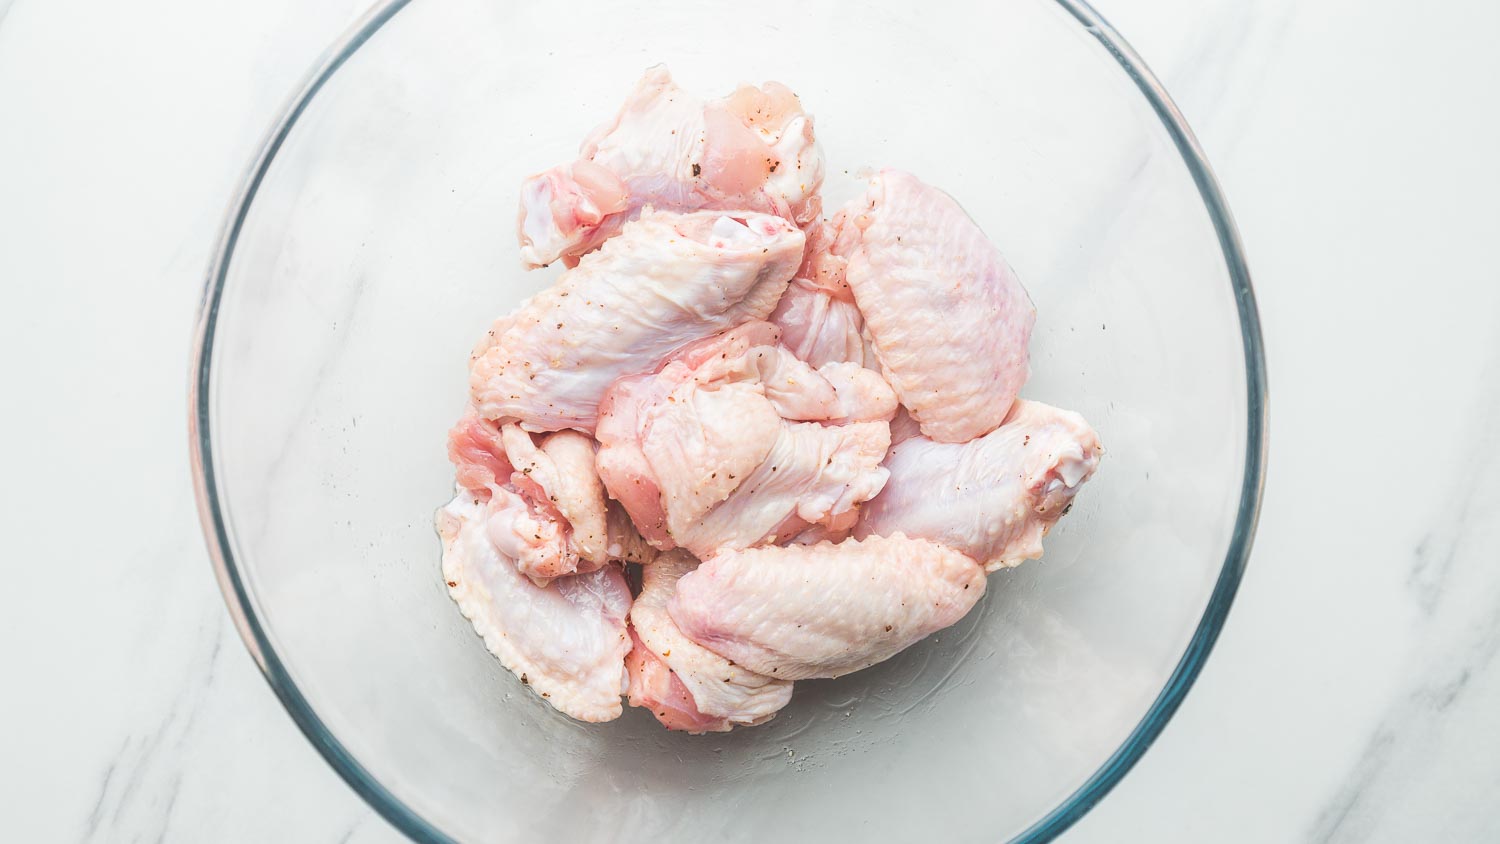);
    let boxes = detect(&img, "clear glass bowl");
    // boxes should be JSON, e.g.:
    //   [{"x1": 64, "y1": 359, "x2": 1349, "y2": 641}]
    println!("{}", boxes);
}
[{"x1": 190, "y1": 0, "x2": 1266, "y2": 840}]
